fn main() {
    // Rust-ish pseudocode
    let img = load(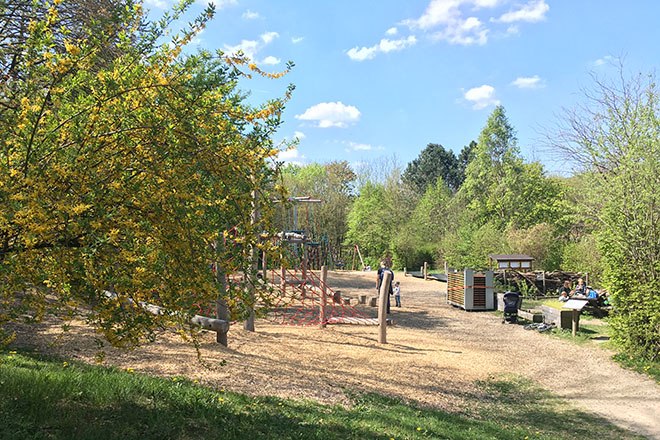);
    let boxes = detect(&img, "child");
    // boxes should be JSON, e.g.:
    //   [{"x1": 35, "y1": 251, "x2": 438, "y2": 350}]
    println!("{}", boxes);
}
[{"x1": 393, "y1": 281, "x2": 401, "y2": 307}]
